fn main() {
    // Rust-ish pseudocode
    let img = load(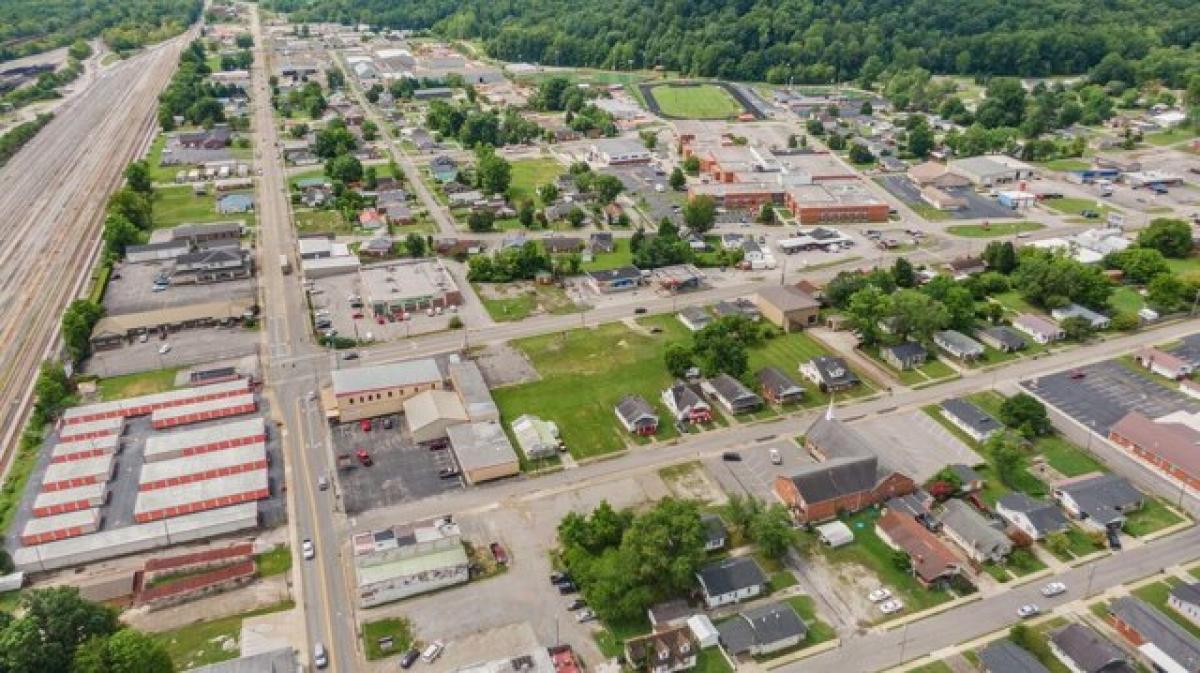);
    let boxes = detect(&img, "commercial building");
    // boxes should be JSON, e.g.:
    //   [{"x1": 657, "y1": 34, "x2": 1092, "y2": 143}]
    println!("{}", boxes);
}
[
  {"x1": 329, "y1": 359, "x2": 444, "y2": 422},
  {"x1": 754, "y1": 286, "x2": 820, "y2": 332},
  {"x1": 133, "y1": 468, "x2": 269, "y2": 522},
  {"x1": 361, "y1": 259, "x2": 463, "y2": 317},
  {"x1": 1109, "y1": 411, "x2": 1200, "y2": 491},
  {"x1": 590, "y1": 138, "x2": 651, "y2": 165},
  {"x1": 948, "y1": 156, "x2": 1034, "y2": 187},
  {"x1": 90, "y1": 299, "x2": 257, "y2": 349},
  {"x1": 50, "y1": 434, "x2": 121, "y2": 463},
  {"x1": 42, "y1": 454, "x2": 115, "y2": 492},
  {"x1": 585, "y1": 266, "x2": 643, "y2": 294},
  {"x1": 138, "y1": 443, "x2": 267, "y2": 491},
  {"x1": 784, "y1": 183, "x2": 889, "y2": 224},
  {"x1": 448, "y1": 360, "x2": 499, "y2": 422},
  {"x1": 150, "y1": 393, "x2": 257, "y2": 429},
  {"x1": 142, "y1": 417, "x2": 266, "y2": 463},
  {"x1": 21, "y1": 509, "x2": 102, "y2": 546},
  {"x1": 447, "y1": 420, "x2": 520, "y2": 484},
  {"x1": 353, "y1": 517, "x2": 470, "y2": 608},
  {"x1": 32, "y1": 483, "x2": 107, "y2": 518},
  {"x1": 403, "y1": 390, "x2": 469, "y2": 444}
]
